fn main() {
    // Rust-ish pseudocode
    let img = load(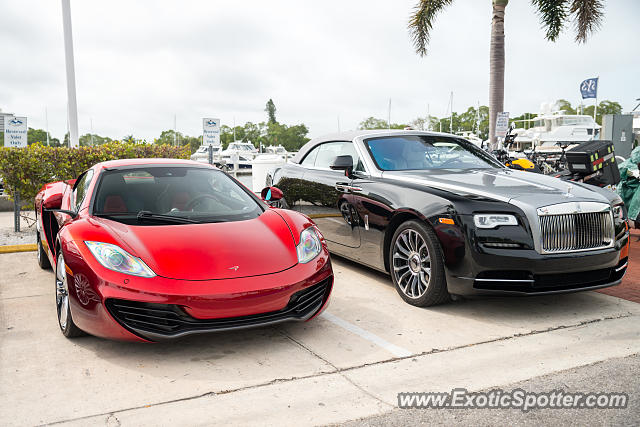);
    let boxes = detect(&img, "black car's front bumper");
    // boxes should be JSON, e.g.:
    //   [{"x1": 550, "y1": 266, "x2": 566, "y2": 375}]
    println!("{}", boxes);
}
[{"x1": 445, "y1": 232, "x2": 629, "y2": 296}]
